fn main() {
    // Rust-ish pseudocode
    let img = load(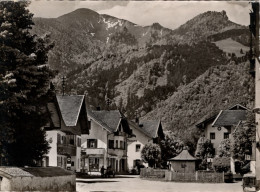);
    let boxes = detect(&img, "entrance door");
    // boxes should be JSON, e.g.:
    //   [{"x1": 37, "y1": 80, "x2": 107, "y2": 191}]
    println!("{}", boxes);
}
[{"x1": 89, "y1": 157, "x2": 99, "y2": 172}]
